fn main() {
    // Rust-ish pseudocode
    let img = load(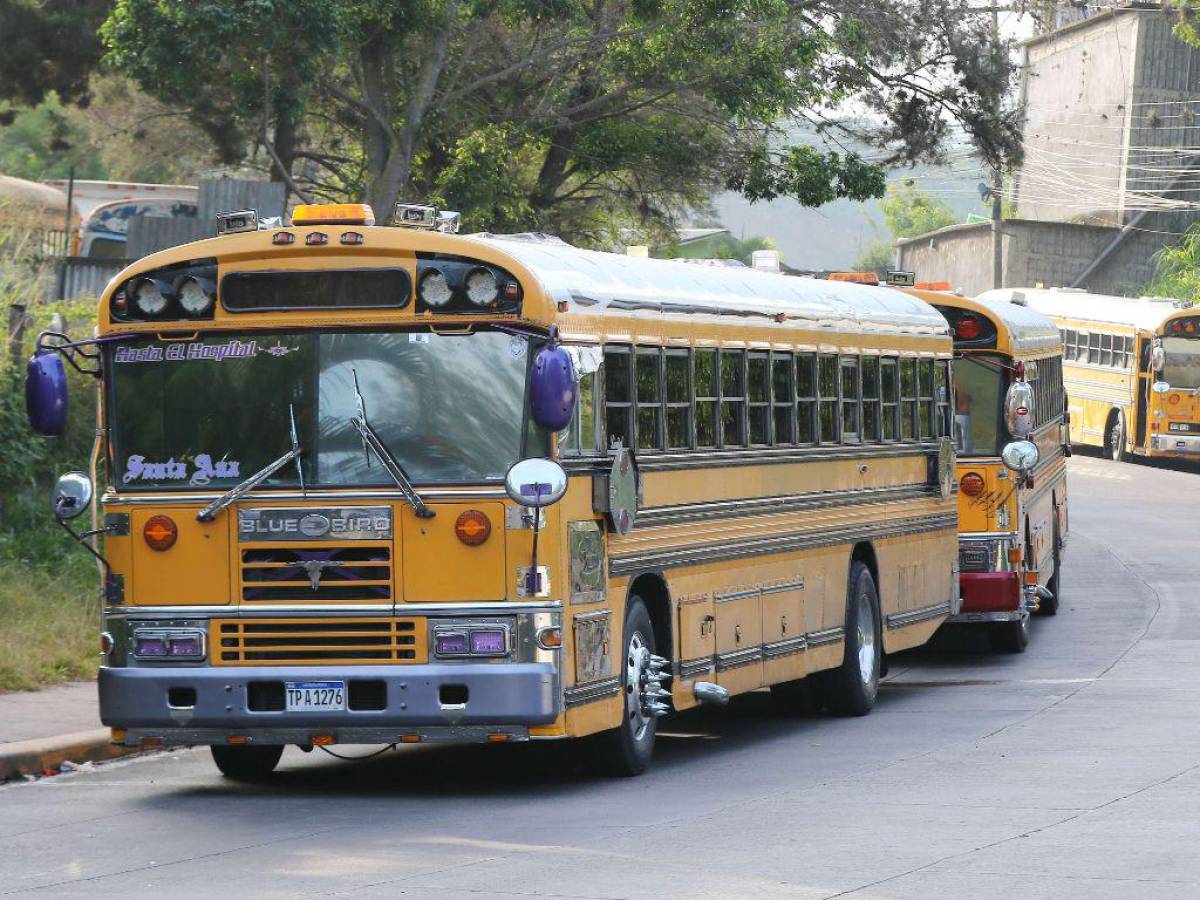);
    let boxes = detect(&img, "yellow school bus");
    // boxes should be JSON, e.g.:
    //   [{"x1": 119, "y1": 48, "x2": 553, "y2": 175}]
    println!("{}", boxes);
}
[
  {"x1": 980, "y1": 287, "x2": 1200, "y2": 463},
  {"x1": 911, "y1": 289, "x2": 1069, "y2": 652},
  {"x1": 28, "y1": 203, "x2": 961, "y2": 778}
]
